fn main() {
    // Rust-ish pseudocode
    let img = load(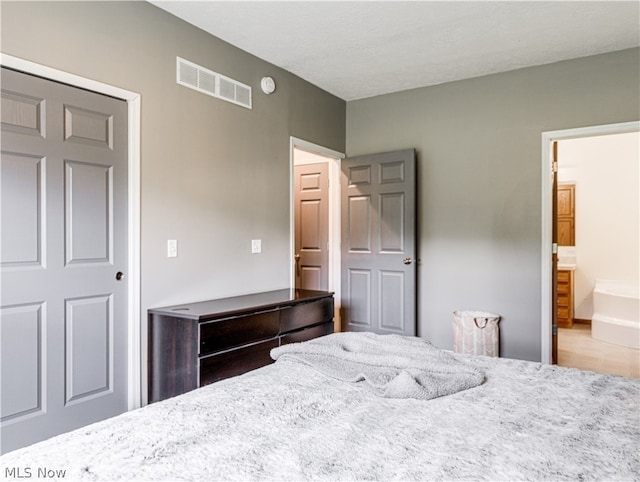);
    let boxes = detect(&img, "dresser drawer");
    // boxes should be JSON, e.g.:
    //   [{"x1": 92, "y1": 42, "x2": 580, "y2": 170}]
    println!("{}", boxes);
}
[
  {"x1": 558, "y1": 271, "x2": 570, "y2": 282},
  {"x1": 280, "y1": 297, "x2": 333, "y2": 333},
  {"x1": 557, "y1": 282, "x2": 570, "y2": 295},
  {"x1": 199, "y1": 310, "x2": 279, "y2": 356},
  {"x1": 199, "y1": 338, "x2": 279, "y2": 386},
  {"x1": 558, "y1": 307, "x2": 570, "y2": 320},
  {"x1": 280, "y1": 321, "x2": 334, "y2": 346},
  {"x1": 149, "y1": 290, "x2": 334, "y2": 403},
  {"x1": 557, "y1": 294, "x2": 570, "y2": 307}
]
